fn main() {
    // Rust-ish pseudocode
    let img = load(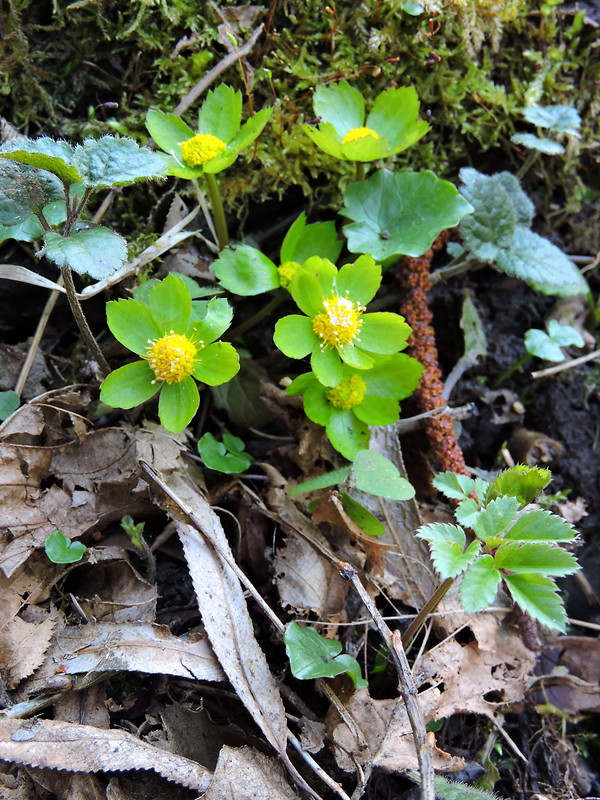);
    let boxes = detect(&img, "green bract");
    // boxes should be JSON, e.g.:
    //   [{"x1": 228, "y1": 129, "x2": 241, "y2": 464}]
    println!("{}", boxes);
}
[
  {"x1": 146, "y1": 84, "x2": 272, "y2": 179},
  {"x1": 287, "y1": 353, "x2": 422, "y2": 459},
  {"x1": 273, "y1": 255, "x2": 412, "y2": 386},
  {"x1": 100, "y1": 274, "x2": 240, "y2": 433},
  {"x1": 303, "y1": 81, "x2": 429, "y2": 162}
]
